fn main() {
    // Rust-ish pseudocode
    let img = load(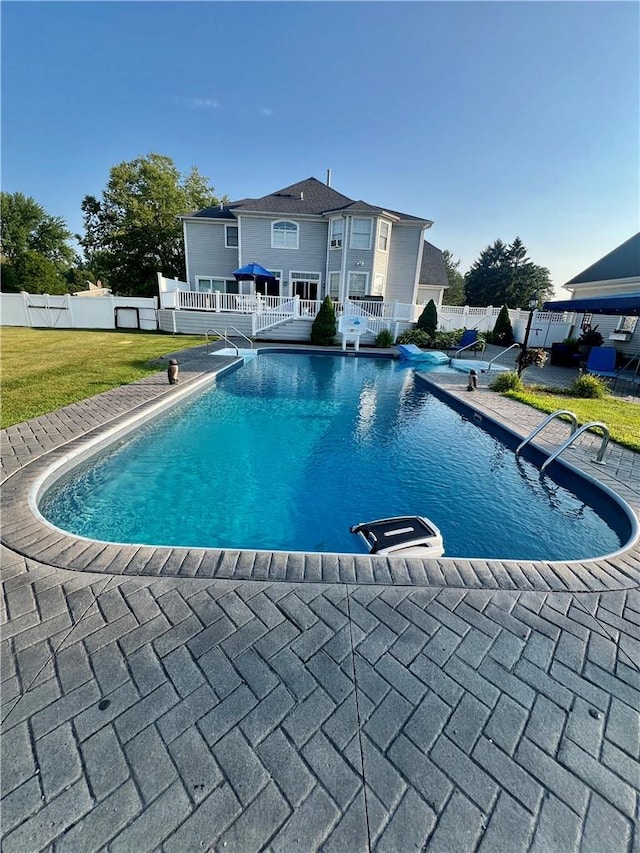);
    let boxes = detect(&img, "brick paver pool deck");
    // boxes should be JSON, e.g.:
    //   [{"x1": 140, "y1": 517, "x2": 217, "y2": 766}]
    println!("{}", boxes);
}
[{"x1": 1, "y1": 344, "x2": 638, "y2": 852}]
